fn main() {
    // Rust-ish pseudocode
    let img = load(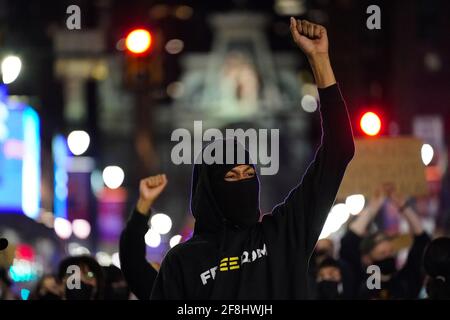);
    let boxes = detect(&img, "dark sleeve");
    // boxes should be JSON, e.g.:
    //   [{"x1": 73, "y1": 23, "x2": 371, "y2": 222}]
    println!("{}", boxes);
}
[
  {"x1": 397, "y1": 232, "x2": 431, "y2": 298},
  {"x1": 119, "y1": 209, "x2": 158, "y2": 300},
  {"x1": 339, "y1": 230, "x2": 364, "y2": 298},
  {"x1": 262, "y1": 84, "x2": 355, "y2": 256},
  {"x1": 339, "y1": 230, "x2": 364, "y2": 274},
  {"x1": 150, "y1": 252, "x2": 185, "y2": 300}
]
